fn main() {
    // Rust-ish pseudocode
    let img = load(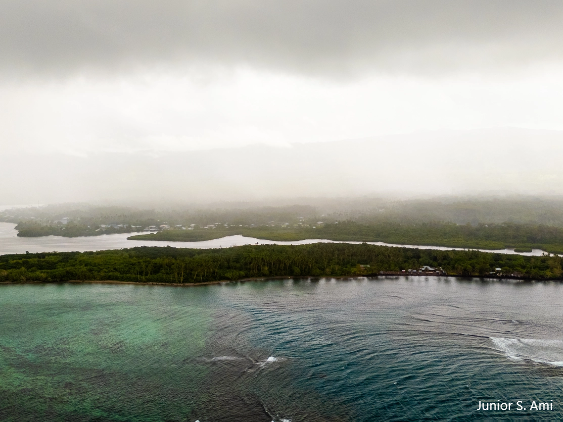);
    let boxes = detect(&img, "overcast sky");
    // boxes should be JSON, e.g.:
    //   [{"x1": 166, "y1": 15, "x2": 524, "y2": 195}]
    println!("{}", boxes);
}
[{"x1": 2, "y1": 1, "x2": 563, "y2": 203}]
